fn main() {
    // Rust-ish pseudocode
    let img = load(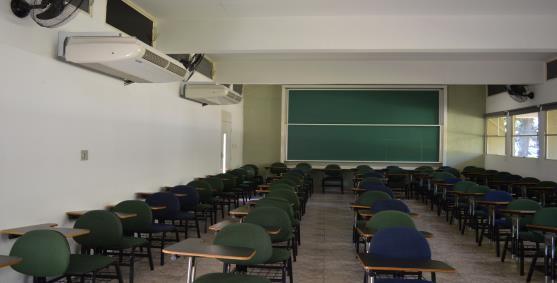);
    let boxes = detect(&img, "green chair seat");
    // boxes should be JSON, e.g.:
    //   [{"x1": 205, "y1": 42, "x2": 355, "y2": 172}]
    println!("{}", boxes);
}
[
  {"x1": 266, "y1": 248, "x2": 291, "y2": 263},
  {"x1": 66, "y1": 254, "x2": 114, "y2": 275},
  {"x1": 519, "y1": 231, "x2": 544, "y2": 243},
  {"x1": 195, "y1": 273, "x2": 271, "y2": 283}
]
